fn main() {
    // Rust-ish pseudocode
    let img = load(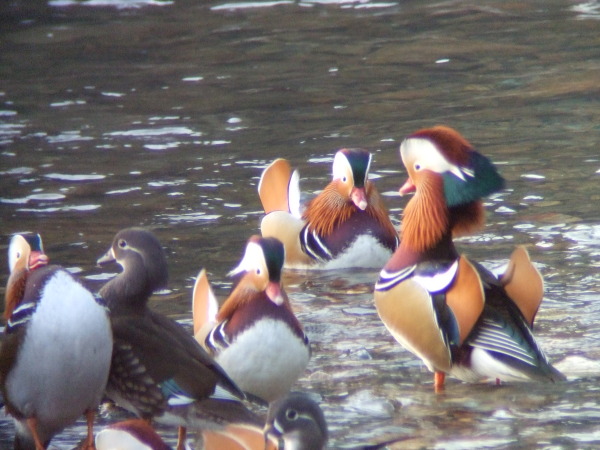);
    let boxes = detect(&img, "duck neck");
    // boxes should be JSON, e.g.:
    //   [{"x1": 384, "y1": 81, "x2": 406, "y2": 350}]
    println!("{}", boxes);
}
[
  {"x1": 303, "y1": 181, "x2": 392, "y2": 237},
  {"x1": 302, "y1": 182, "x2": 353, "y2": 237},
  {"x1": 401, "y1": 174, "x2": 449, "y2": 252},
  {"x1": 100, "y1": 257, "x2": 153, "y2": 314},
  {"x1": 388, "y1": 174, "x2": 459, "y2": 269}
]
